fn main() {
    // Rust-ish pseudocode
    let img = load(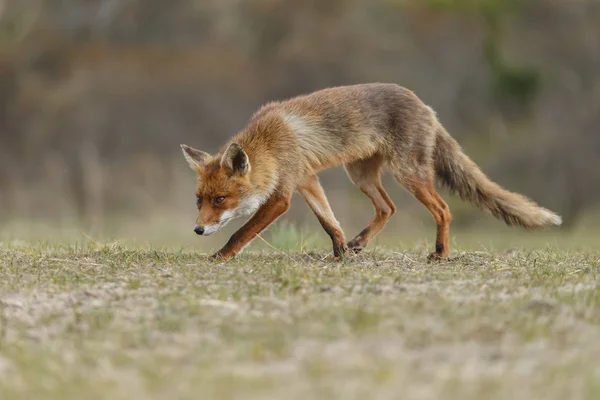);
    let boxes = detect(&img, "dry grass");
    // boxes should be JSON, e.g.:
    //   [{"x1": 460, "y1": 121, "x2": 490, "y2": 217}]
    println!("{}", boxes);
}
[{"x1": 0, "y1": 237, "x2": 599, "y2": 399}]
